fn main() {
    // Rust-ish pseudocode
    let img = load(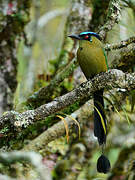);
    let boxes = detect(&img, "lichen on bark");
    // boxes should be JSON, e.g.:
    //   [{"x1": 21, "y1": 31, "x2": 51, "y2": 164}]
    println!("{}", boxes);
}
[{"x1": 0, "y1": 0, "x2": 31, "y2": 113}]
